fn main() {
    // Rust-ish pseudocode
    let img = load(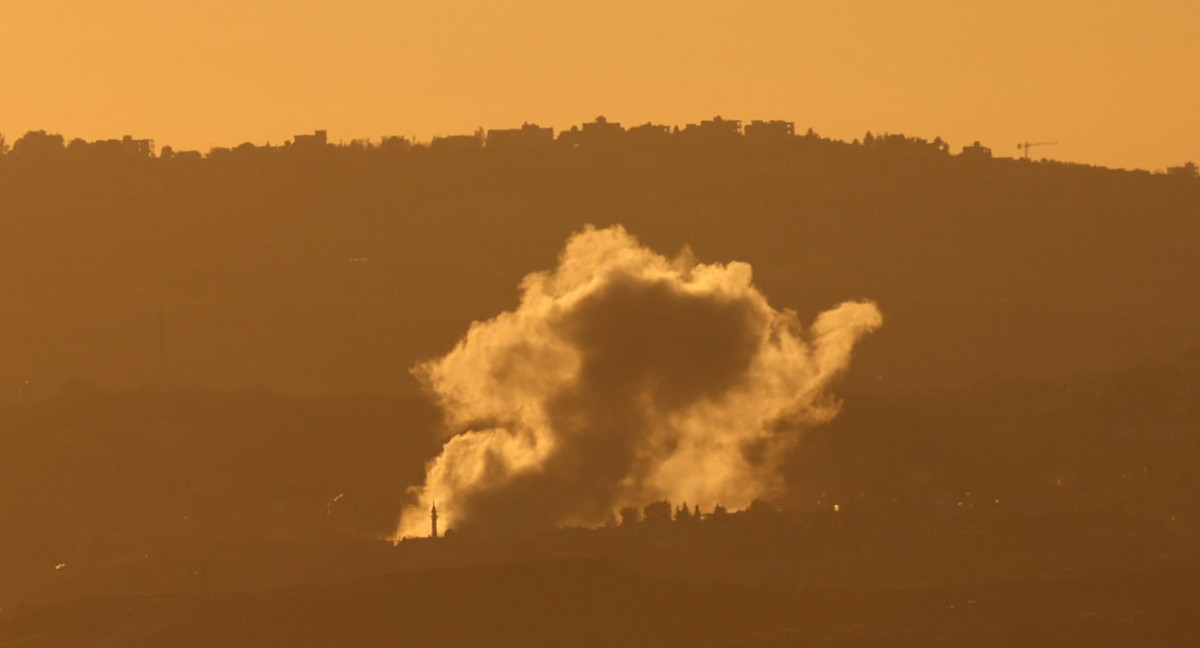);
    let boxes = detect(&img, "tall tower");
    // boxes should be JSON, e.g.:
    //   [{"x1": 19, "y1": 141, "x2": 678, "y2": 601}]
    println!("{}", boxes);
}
[{"x1": 430, "y1": 502, "x2": 439, "y2": 539}]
